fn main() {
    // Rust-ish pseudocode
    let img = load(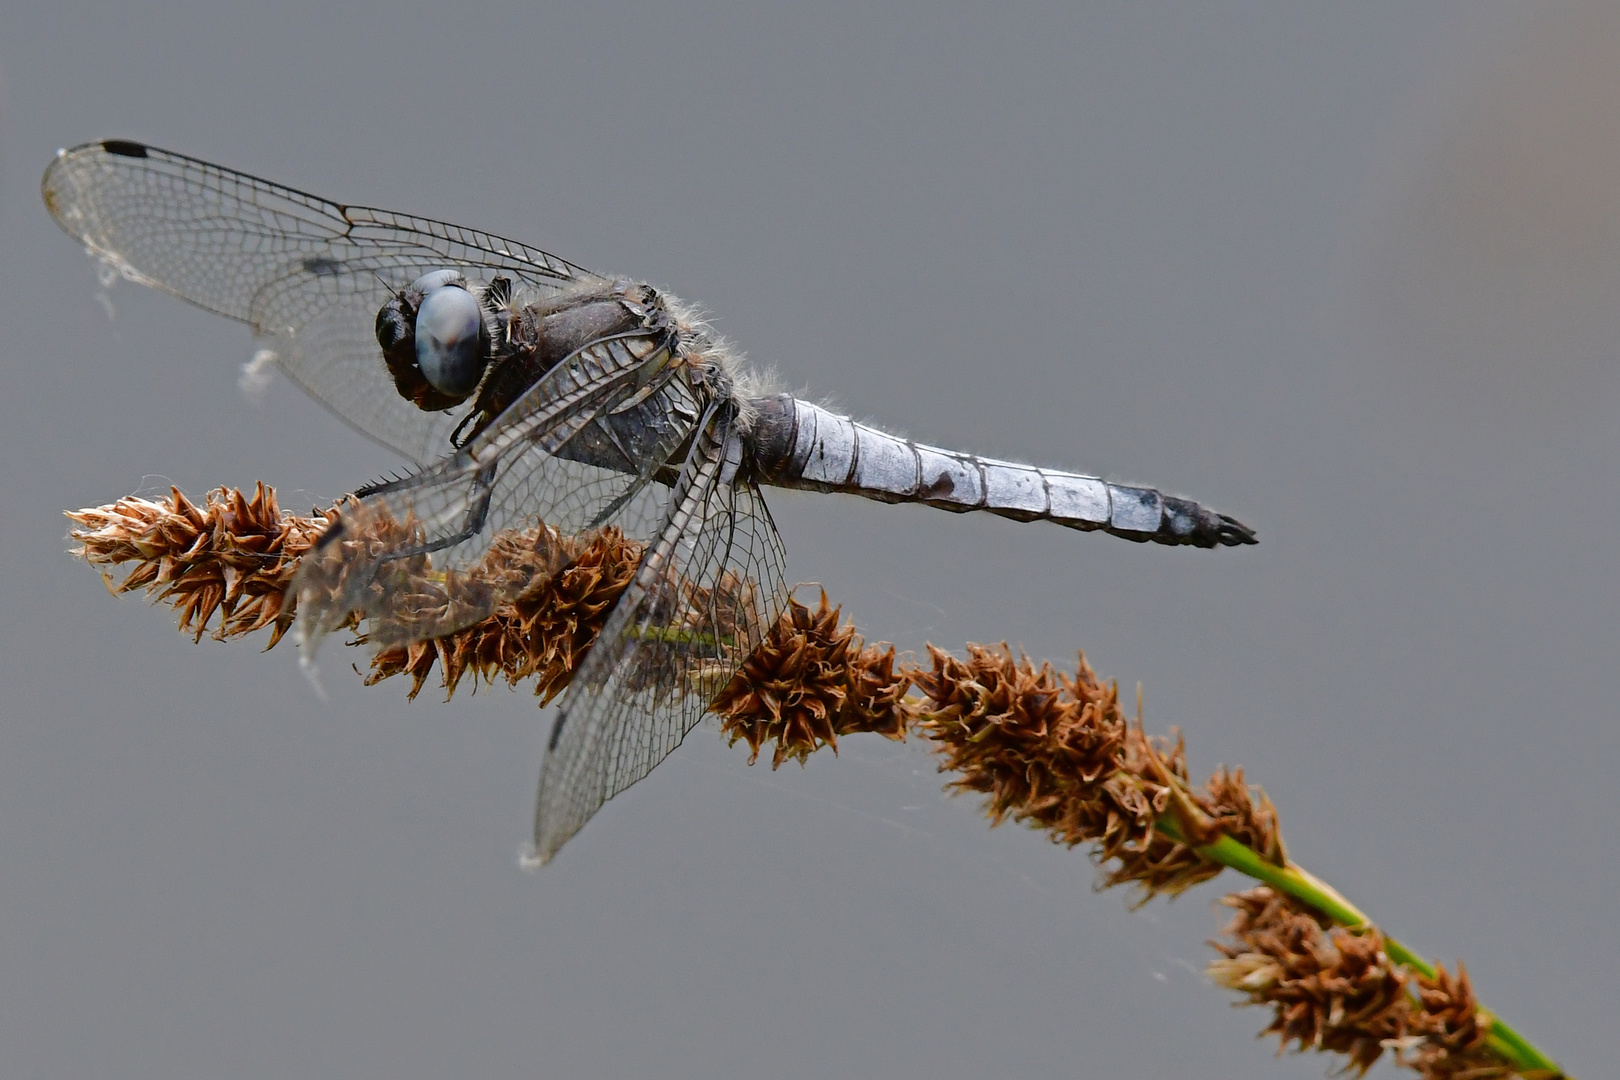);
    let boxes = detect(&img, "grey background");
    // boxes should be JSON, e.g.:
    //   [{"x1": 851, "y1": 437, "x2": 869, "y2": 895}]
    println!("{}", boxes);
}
[{"x1": 1, "y1": 3, "x2": 1613, "y2": 1077}]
